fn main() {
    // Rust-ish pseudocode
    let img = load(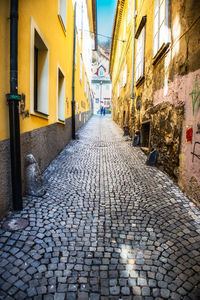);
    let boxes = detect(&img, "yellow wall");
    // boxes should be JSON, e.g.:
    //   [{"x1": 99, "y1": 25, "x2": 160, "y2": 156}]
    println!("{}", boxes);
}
[
  {"x1": 0, "y1": 0, "x2": 92, "y2": 143},
  {"x1": 0, "y1": 1, "x2": 10, "y2": 141},
  {"x1": 18, "y1": 0, "x2": 74, "y2": 134},
  {"x1": 110, "y1": 0, "x2": 135, "y2": 132},
  {"x1": 75, "y1": 40, "x2": 90, "y2": 115},
  {"x1": 86, "y1": 0, "x2": 95, "y2": 34}
]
